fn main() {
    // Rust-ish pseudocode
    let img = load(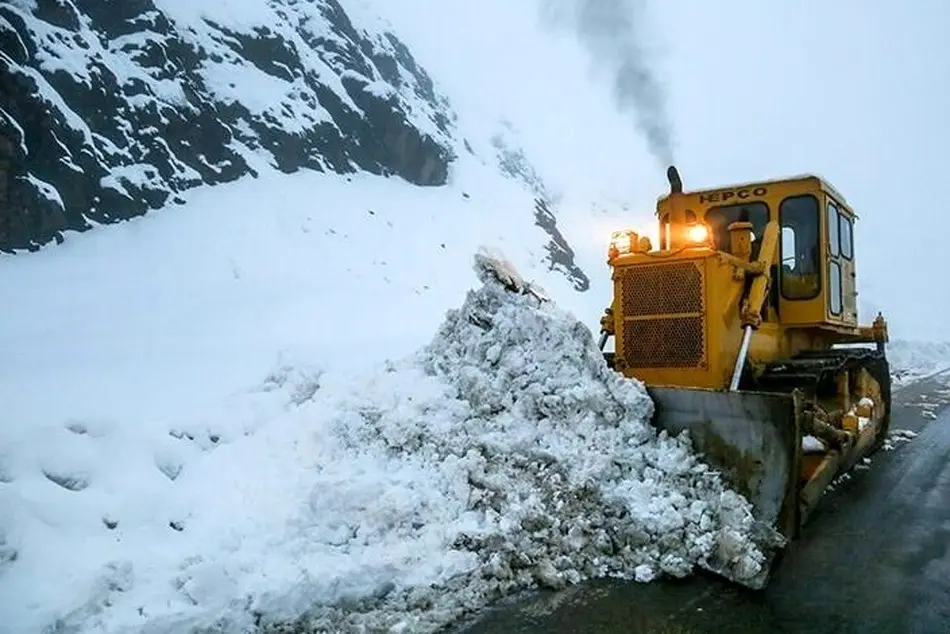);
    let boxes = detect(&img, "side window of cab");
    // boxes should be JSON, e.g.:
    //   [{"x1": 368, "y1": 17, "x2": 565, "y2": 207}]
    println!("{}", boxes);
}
[{"x1": 779, "y1": 195, "x2": 821, "y2": 300}]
